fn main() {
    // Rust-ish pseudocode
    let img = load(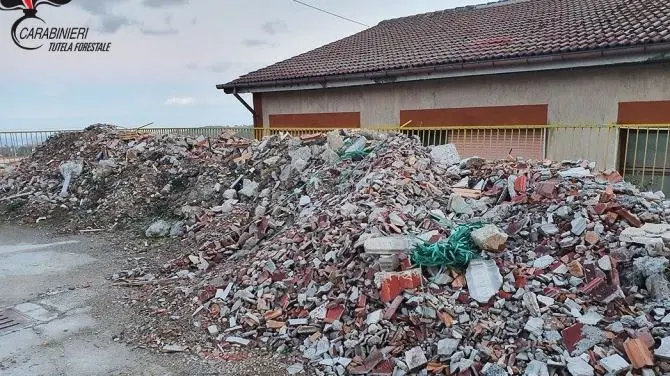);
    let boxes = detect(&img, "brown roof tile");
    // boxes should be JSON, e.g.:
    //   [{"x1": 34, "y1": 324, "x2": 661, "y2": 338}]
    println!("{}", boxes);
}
[
  {"x1": 623, "y1": 338, "x2": 654, "y2": 369},
  {"x1": 220, "y1": 0, "x2": 670, "y2": 91}
]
